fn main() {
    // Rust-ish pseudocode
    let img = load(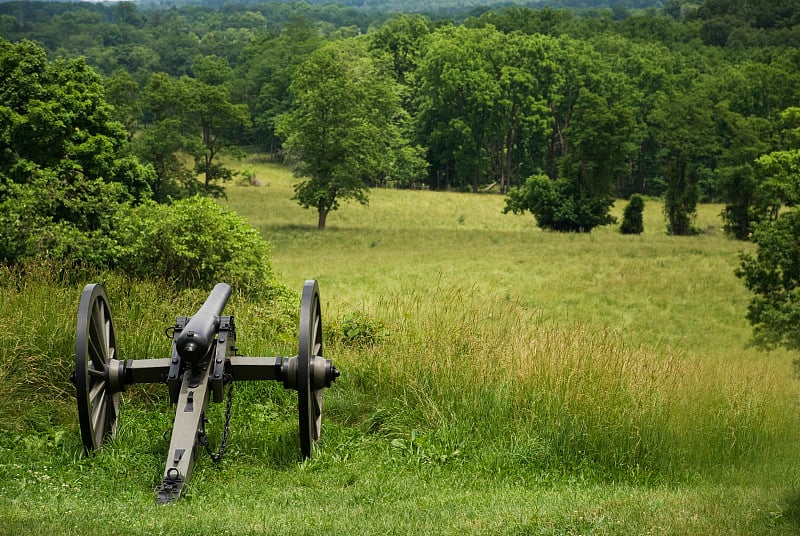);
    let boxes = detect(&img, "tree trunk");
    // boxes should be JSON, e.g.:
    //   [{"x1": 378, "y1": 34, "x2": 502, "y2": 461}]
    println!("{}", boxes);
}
[
  {"x1": 547, "y1": 117, "x2": 566, "y2": 180},
  {"x1": 667, "y1": 155, "x2": 692, "y2": 235},
  {"x1": 503, "y1": 124, "x2": 516, "y2": 193},
  {"x1": 202, "y1": 133, "x2": 218, "y2": 190},
  {"x1": 317, "y1": 207, "x2": 328, "y2": 230}
]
